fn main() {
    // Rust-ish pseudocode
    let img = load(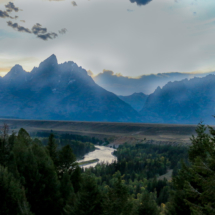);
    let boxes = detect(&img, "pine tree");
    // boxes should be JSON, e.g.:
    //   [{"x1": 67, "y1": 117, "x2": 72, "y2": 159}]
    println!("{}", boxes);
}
[
  {"x1": 73, "y1": 174, "x2": 104, "y2": 215},
  {"x1": 12, "y1": 129, "x2": 62, "y2": 215},
  {"x1": 0, "y1": 124, "x2": 13, "y2": 167},
  {"x1": 70, "y1": 165, "x2": 82, "y2": 193},
  {"x1": 138, "y1": 191, "x2": 159, "y2": 215},
  {"x1": 58, "y1": 145, "x2": 77, "y2": 174},
  {"x1": 166, "y1": 123, "x2": 215, "y2": 215},
  {"x1": 103, "y1": 171, "x2": 133, "y2": 215},
  {"x1": 183, "y1": 124, "x2": 215, "y2": 214},
  {"x1": 0, "y1": 165, "x2": 32, "y2": 215},
  {"x1": 46, "y1": 133, "x2": 58, "y2": 167},
  {"x1": 60, "y1": 171, "x2": 76, "y2": 214}
]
